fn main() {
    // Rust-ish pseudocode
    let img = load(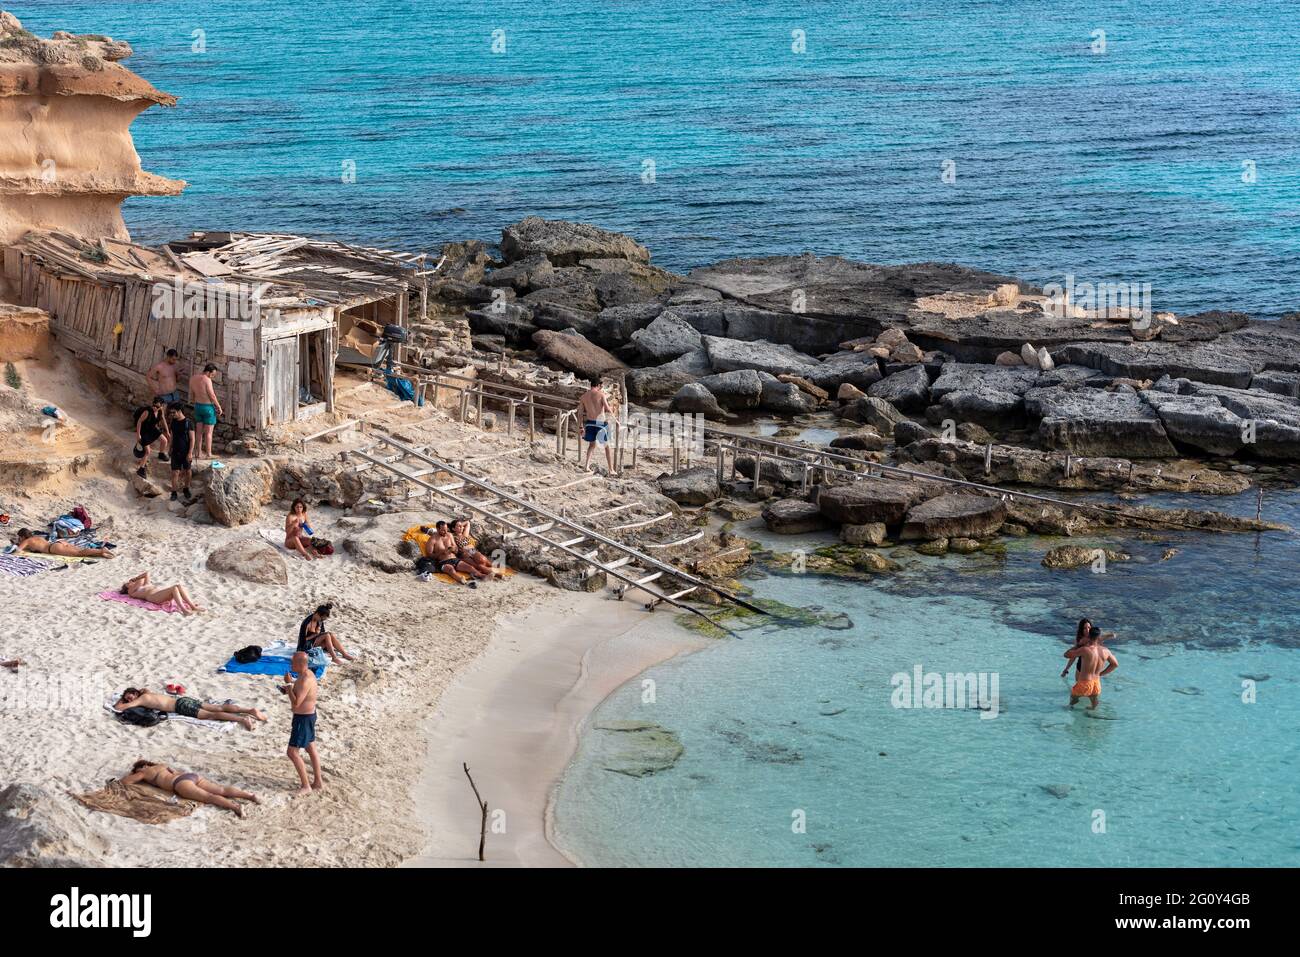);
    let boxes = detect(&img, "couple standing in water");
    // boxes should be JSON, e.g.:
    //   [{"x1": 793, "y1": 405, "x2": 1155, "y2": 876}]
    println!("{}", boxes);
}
[{"x1": 1061, "y1": 618, "x2": 1119, "y2": 710}]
